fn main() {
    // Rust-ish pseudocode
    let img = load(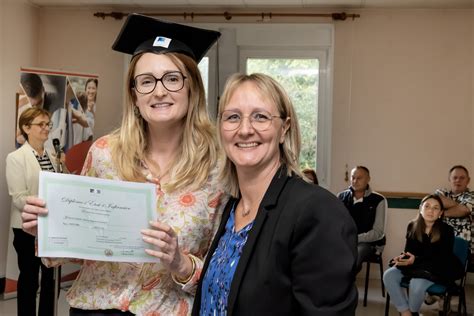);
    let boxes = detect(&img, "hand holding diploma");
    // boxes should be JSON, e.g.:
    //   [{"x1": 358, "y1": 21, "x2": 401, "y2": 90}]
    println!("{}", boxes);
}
[
  {"x1": 31, "y1": 171, "x2": 160, "y2": 262},
  {"x1": 22, "y1": 196, "x2": 47, "y2": 236},
  {"x1": 22, "y1": 181, "x2": 194, "y2": 278},
  {"x1": 141, "y1": 221, "x2": 195, "y2": 282}
]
